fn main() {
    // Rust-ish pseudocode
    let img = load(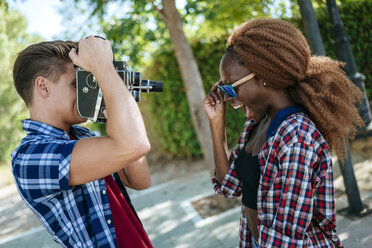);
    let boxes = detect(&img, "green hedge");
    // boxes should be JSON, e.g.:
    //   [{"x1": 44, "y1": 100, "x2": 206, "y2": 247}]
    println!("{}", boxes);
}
[
  {"x1": 143, "y1": 36, "x2": 248, "y2": 158},
  {"x1": 144, "y1": 0, "x2": 371, "y2": 158}
]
